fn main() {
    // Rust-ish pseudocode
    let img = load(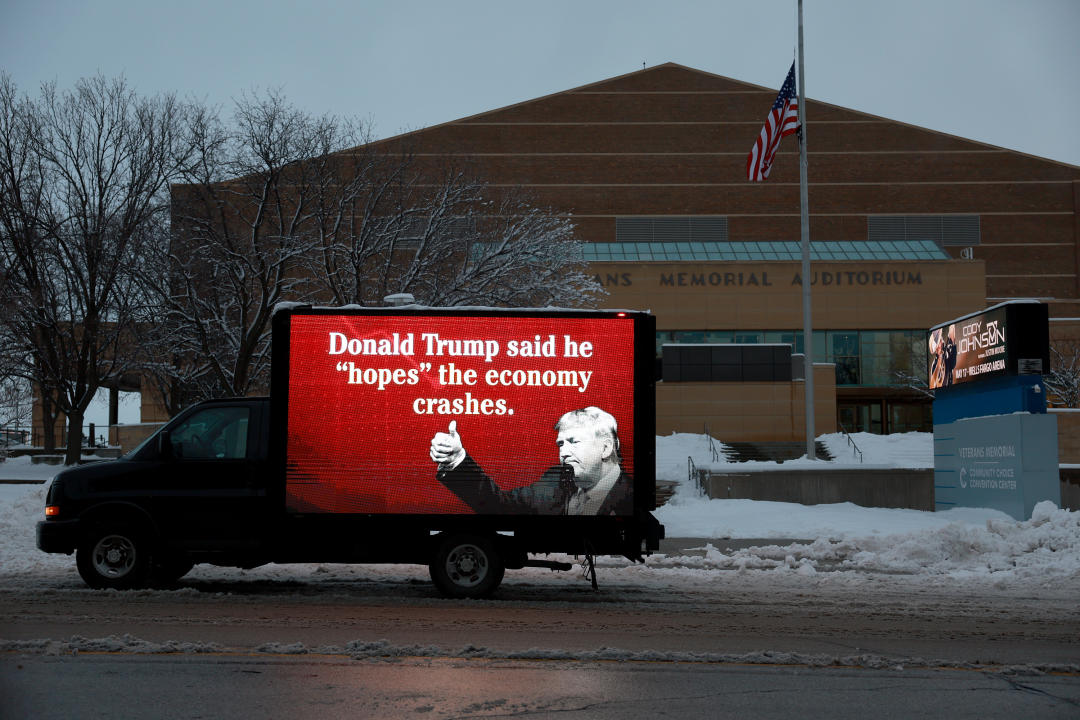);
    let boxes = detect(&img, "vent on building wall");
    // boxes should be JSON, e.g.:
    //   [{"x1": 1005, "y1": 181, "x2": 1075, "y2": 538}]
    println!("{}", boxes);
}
[
  {"x1": 868, "y1": 215, "x2": 980, "y2": 248},
  {"x1": 616, "y1": 216, "x2": 729, "y2": 243}
]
